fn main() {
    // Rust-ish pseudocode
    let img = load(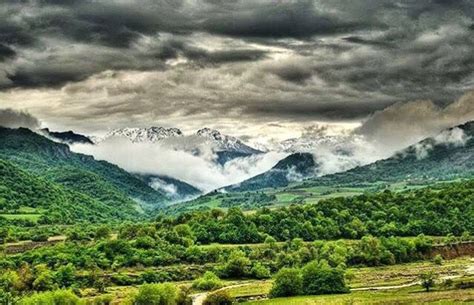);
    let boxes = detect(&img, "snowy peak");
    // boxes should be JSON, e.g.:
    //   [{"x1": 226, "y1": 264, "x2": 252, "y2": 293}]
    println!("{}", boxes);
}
[
  {"x1": 196, "y1": 127, "x2": 224, "y2": 141},
  {"x1": 105, "y1": 127, "x2": 183, "y2": 143},
  {"x1": 196, "y1": 127, "x2": 261, "y2": 154}
]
